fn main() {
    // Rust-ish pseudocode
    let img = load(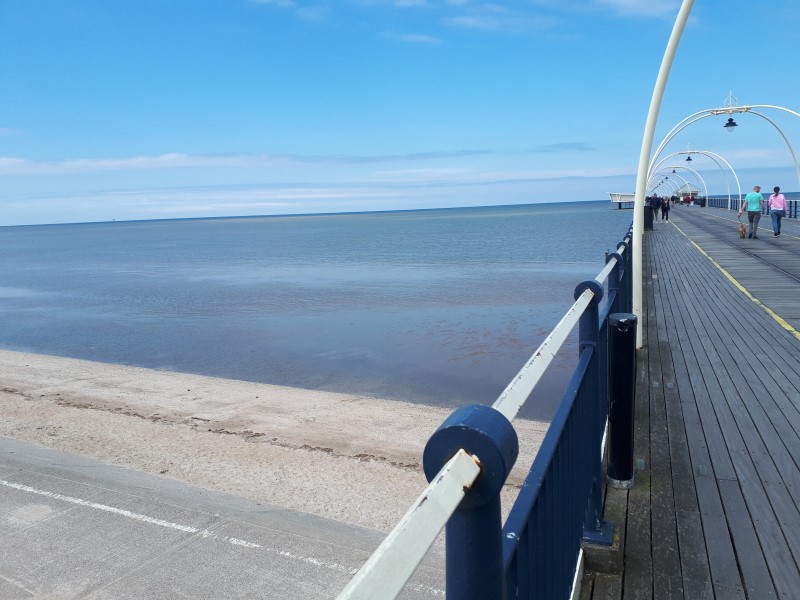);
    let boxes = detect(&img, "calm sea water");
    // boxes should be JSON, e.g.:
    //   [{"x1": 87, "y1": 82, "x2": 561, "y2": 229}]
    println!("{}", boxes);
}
[{"x1": 0, "y1": 201, "x2": 631, "y2": 421}]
